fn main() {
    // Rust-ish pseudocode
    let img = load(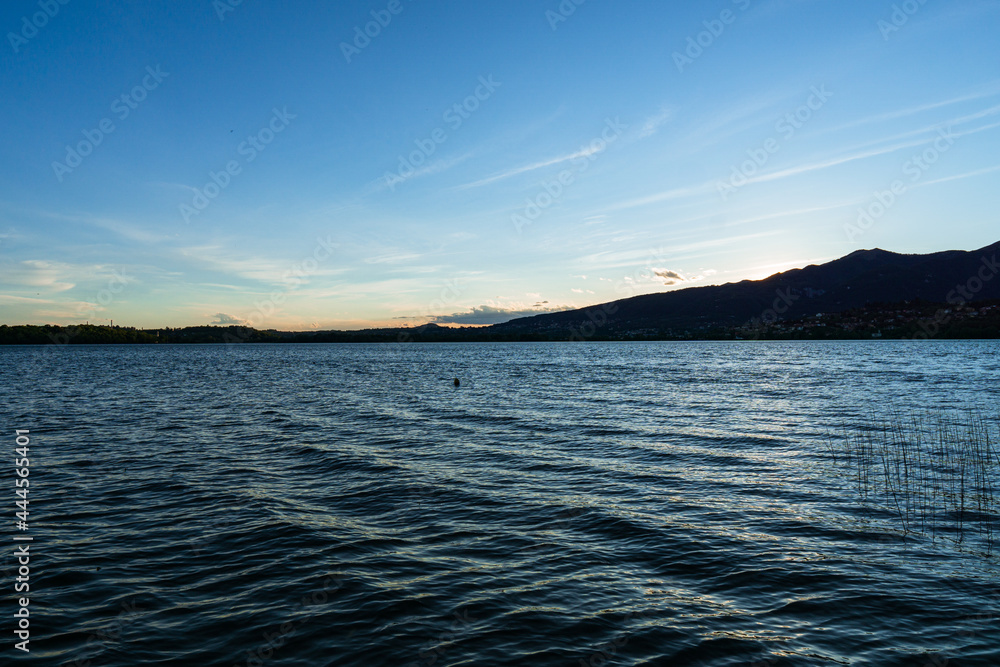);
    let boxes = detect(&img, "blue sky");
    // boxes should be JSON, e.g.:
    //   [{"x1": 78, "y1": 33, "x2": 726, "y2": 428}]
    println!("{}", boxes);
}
[{"x1": 2, "y1": 0, "x2": 999, "y2": 329}]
